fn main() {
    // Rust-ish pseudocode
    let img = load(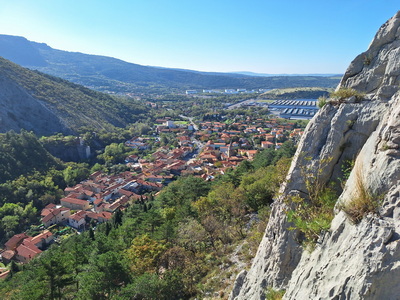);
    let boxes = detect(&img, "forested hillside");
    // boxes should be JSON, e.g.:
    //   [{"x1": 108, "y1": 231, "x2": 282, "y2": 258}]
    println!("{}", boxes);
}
[
  {"x1": 0, "y1": 57, "x2": 150, "y2": 135},
  {"x1": 0, "y1": 131, "x2": 93, "y2": 244},
  {"x1": 0, "y1": 130, "x2": 60, "y2": 183}
]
